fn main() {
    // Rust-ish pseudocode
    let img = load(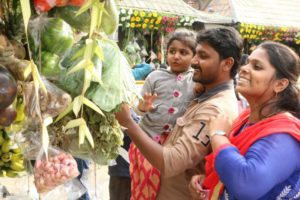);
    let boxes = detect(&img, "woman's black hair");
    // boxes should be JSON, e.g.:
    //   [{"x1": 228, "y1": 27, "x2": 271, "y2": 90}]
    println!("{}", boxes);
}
[{"x1": 258, "y1": 41, "x2": 300, "y2": 118}]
